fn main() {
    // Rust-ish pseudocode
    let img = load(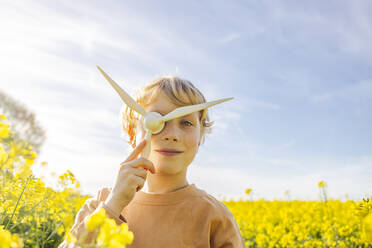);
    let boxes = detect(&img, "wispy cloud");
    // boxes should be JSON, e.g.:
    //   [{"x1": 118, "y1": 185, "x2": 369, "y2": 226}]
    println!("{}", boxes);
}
[{"x1": 219, "y1": 32, "x2": 241, "y2": 44}]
